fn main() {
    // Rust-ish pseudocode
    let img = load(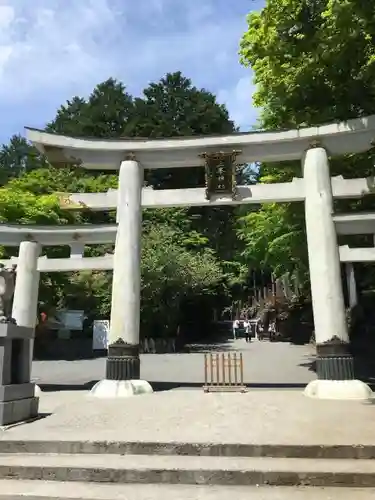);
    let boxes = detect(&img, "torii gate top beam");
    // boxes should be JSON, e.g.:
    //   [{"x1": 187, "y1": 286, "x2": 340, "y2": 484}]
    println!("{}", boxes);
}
[
  {"x1": 26, "y1": 115, "x2": 375, "y2": 170},
  {"x1": 0, "y1": 224, "x2": 116, "y2": 246}
]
